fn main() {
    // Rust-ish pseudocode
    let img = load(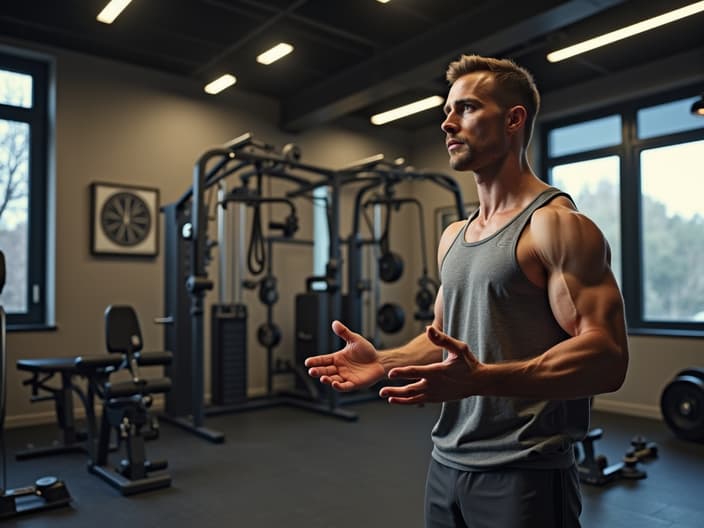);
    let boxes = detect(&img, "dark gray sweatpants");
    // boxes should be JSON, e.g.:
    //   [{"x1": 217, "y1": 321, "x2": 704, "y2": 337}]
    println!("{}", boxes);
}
[{"x1": 424, "y1": 458, "x2": 582, "y2": 528}]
